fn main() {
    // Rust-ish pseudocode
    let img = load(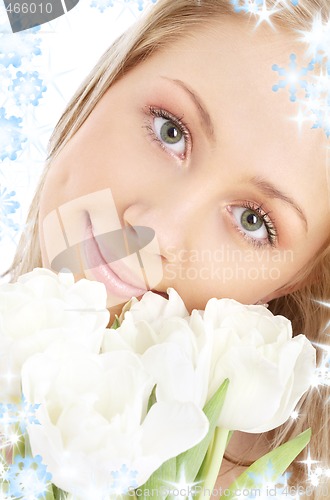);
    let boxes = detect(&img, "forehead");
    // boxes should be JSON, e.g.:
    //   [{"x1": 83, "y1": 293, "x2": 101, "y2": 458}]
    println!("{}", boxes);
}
[{"x1": 120, "y1": 17, "x2": 329, "y2": 210}]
